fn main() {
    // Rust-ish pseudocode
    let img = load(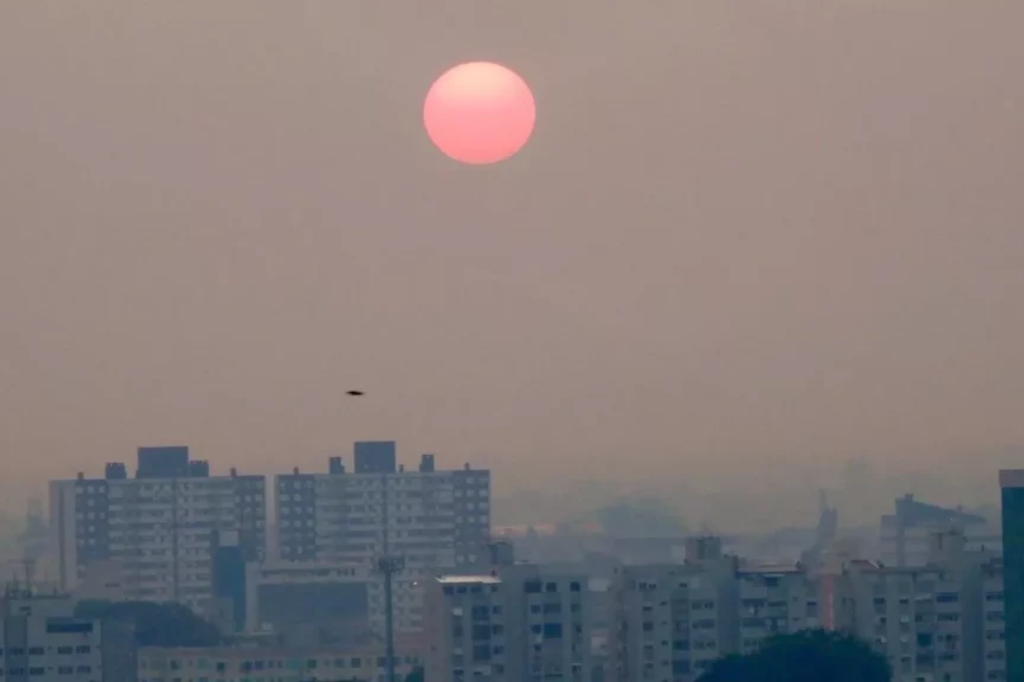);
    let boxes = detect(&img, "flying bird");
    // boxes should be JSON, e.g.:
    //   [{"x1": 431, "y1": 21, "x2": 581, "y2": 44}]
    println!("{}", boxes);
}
[{"x1": 346, "y1": 390, "x2": 365, "y2": 397}]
